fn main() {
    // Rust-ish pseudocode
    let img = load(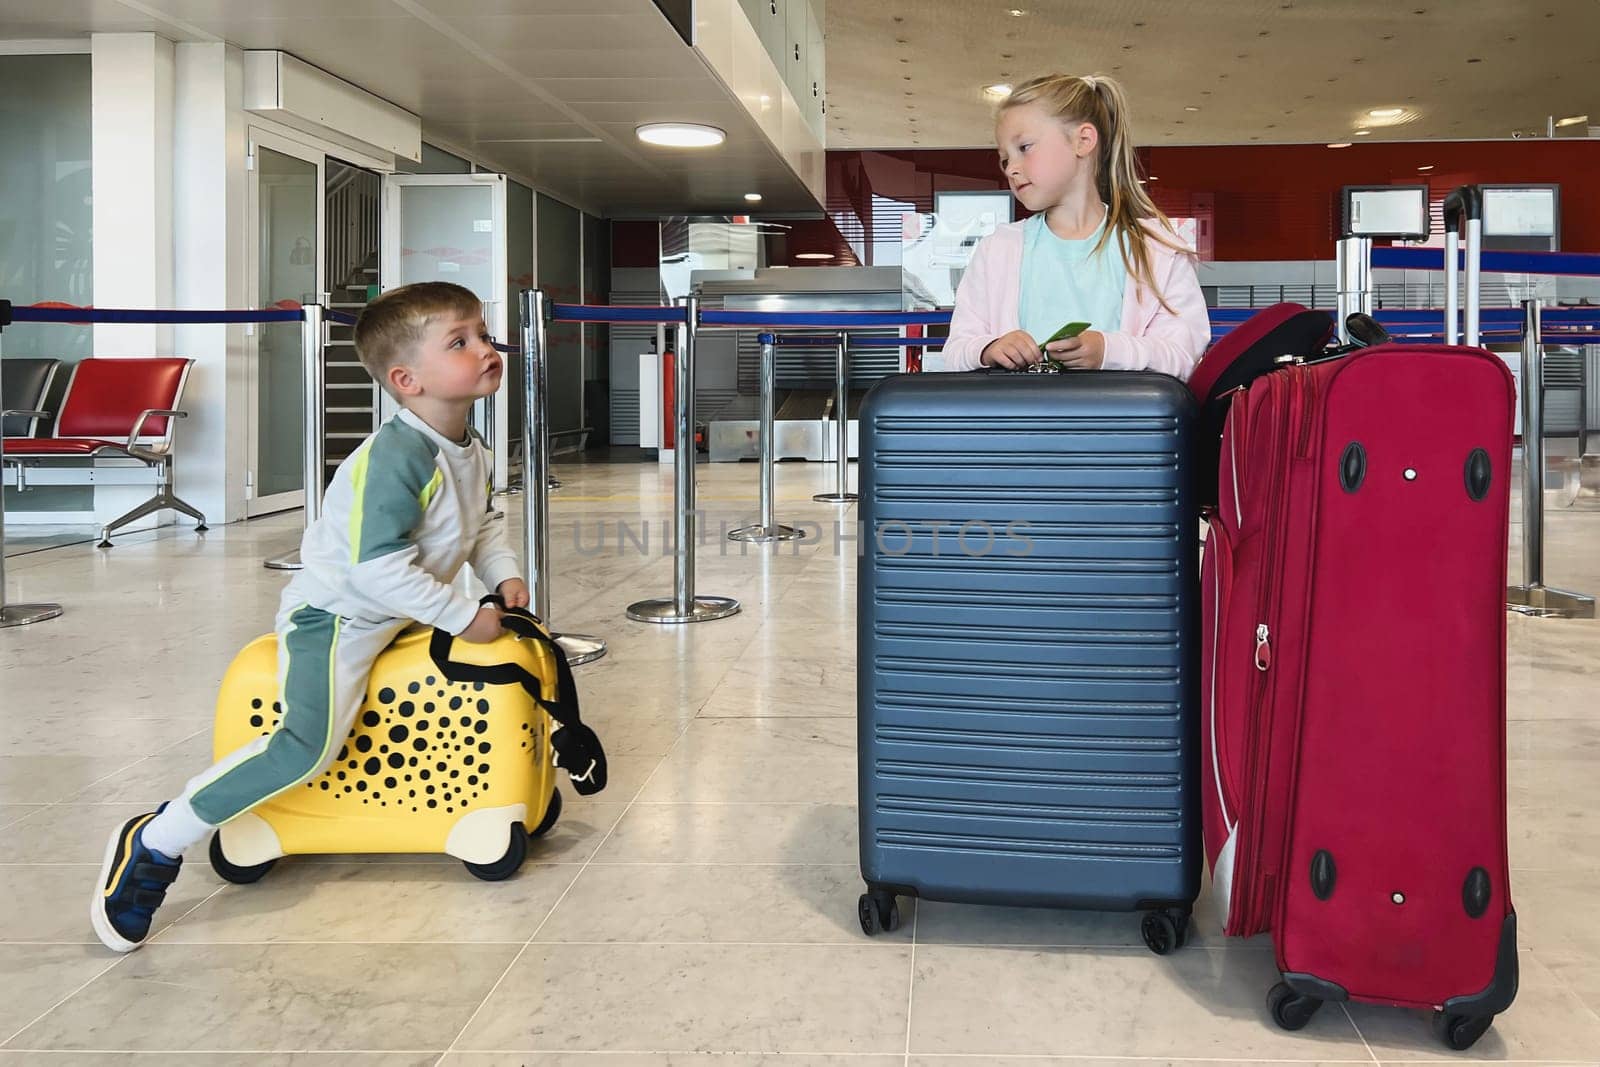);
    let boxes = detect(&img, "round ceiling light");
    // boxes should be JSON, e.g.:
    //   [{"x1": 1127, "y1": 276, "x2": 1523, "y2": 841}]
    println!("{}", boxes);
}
[
  {"x1": 1327, "y1": 141, "x2": 1353, "y2": 148},
  {"x1": 744, "y1": 192, "x2": 763, "y2": 202},
  {"x1": 984, "y1": 83, "x2": 1013, "y2": 99},
  {"x1": 1369, "y1": 107, "x2": 1405, "y2": 118},
  {"x1": 1354, "y1": 129, "x2": 1372, "y2": 136},
  {"x1": 795, "y1": 252, "x2": 835, "y2": 260},
  {"x1": 636, "y1": 123, "x2": 726, "y2": 148}
]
